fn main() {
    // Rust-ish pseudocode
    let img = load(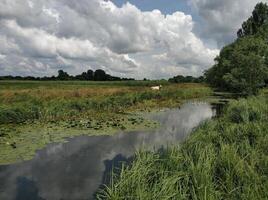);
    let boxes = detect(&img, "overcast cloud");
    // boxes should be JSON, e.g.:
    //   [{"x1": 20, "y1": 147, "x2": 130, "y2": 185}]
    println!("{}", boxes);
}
[
  {"x1": 190, "y1": 0, "x2": 267, "y2": 47},
  {"x1": 0, "y1": 0, "x2": 266, "y2": 78}
]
